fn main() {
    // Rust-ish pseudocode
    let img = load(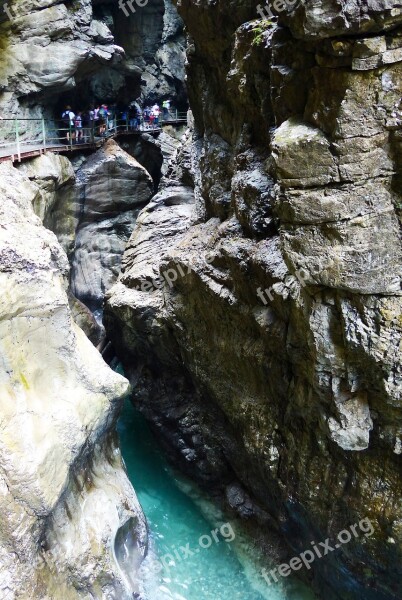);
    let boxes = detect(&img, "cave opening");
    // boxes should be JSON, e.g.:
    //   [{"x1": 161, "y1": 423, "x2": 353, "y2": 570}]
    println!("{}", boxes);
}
[{"x1": 15, "y1": 0, "x2": 188, "y2": 135}]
